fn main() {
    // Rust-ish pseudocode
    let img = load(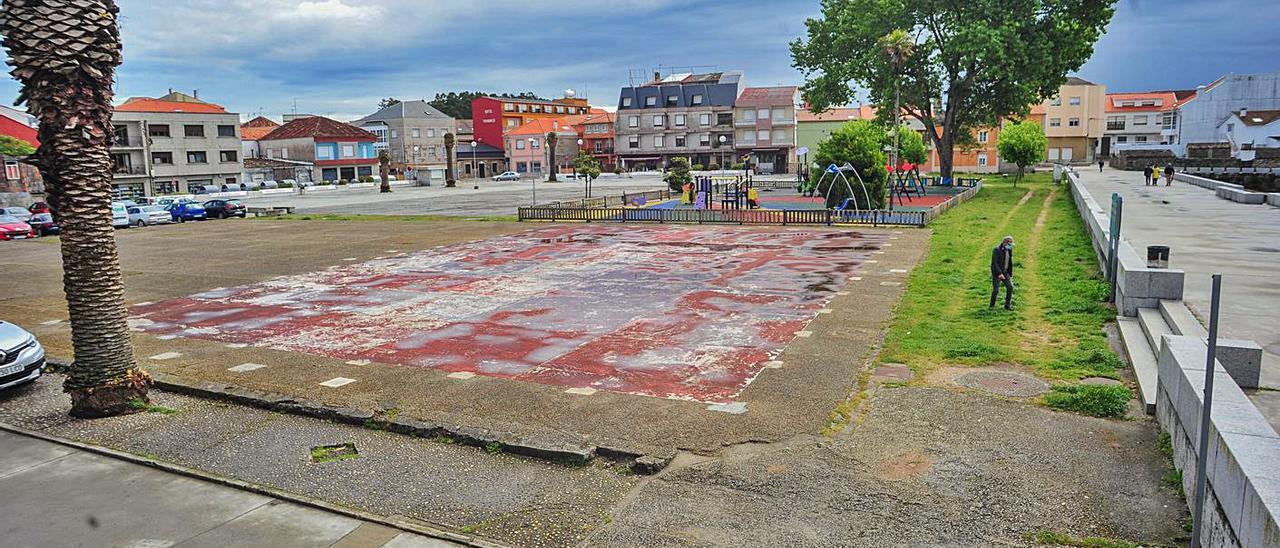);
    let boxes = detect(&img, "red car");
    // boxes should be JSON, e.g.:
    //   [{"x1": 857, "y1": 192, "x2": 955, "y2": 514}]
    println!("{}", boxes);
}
[{"x1": 0, "y1": 214, "x2": 36, "y2": 241}]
